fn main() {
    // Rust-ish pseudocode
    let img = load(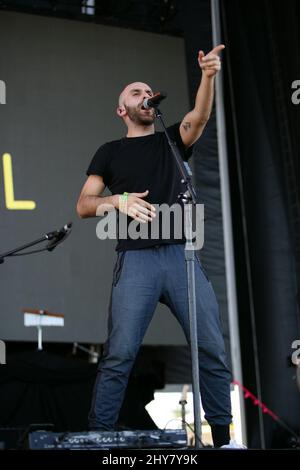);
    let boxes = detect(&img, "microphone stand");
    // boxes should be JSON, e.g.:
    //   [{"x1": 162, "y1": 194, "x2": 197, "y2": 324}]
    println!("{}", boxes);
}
[
  {"x1": 155, "y1": 108, "x2": 202, "y2": 448},
  {"x1": 0, "y1": 223, "x2": 72, "y2": 265}
]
